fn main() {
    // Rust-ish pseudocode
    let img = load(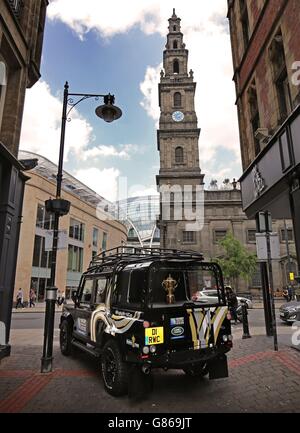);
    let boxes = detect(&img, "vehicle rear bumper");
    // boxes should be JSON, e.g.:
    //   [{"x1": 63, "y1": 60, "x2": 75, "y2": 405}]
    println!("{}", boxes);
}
[{"x1": 126, "y1": 345, "x2": 231, "y2": 369}]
